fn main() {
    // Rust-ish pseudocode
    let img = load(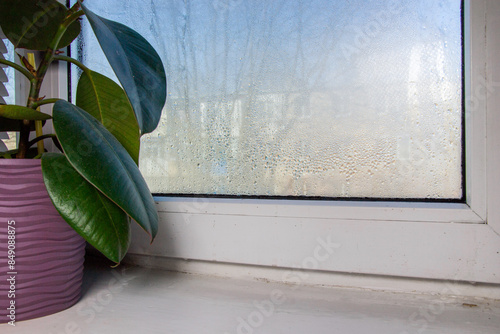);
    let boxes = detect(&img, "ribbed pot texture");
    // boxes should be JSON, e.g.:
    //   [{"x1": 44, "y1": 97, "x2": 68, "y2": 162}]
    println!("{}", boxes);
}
[{"x1": 0, "y1": 159, "x2": 86, "y2": 323}]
